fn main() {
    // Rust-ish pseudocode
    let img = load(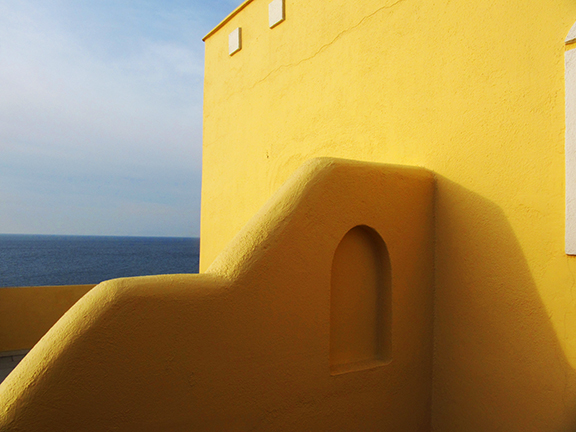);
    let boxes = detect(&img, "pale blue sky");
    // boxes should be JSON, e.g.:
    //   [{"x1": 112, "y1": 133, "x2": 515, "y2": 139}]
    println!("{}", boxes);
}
[{"x1": 0, "y1": 0, "x2": 243, "y2": 238}]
